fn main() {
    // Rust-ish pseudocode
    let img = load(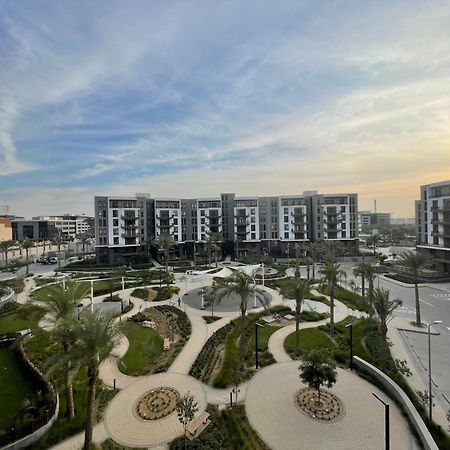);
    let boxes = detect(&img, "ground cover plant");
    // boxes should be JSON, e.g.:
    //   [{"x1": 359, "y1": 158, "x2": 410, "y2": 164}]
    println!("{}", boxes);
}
[
  {"x1": 170, "y1": 405, "x2": 269, "y2": 450},
  {"x1": 284, "y1": 328, "x2": 336, "y2": 359}
]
